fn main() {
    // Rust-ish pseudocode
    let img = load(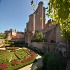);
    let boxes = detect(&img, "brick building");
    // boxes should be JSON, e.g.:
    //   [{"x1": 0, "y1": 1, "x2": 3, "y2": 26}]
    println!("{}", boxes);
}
[
  {"x1": 5, "y1": 29, "x2": 24, "y2": 41},
  {"x1": 40, "y1": 19, "x2": 62, "y2": 43},
  {"x1": 5, "y1": 29, "x2": 16, "y2": 40}
]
